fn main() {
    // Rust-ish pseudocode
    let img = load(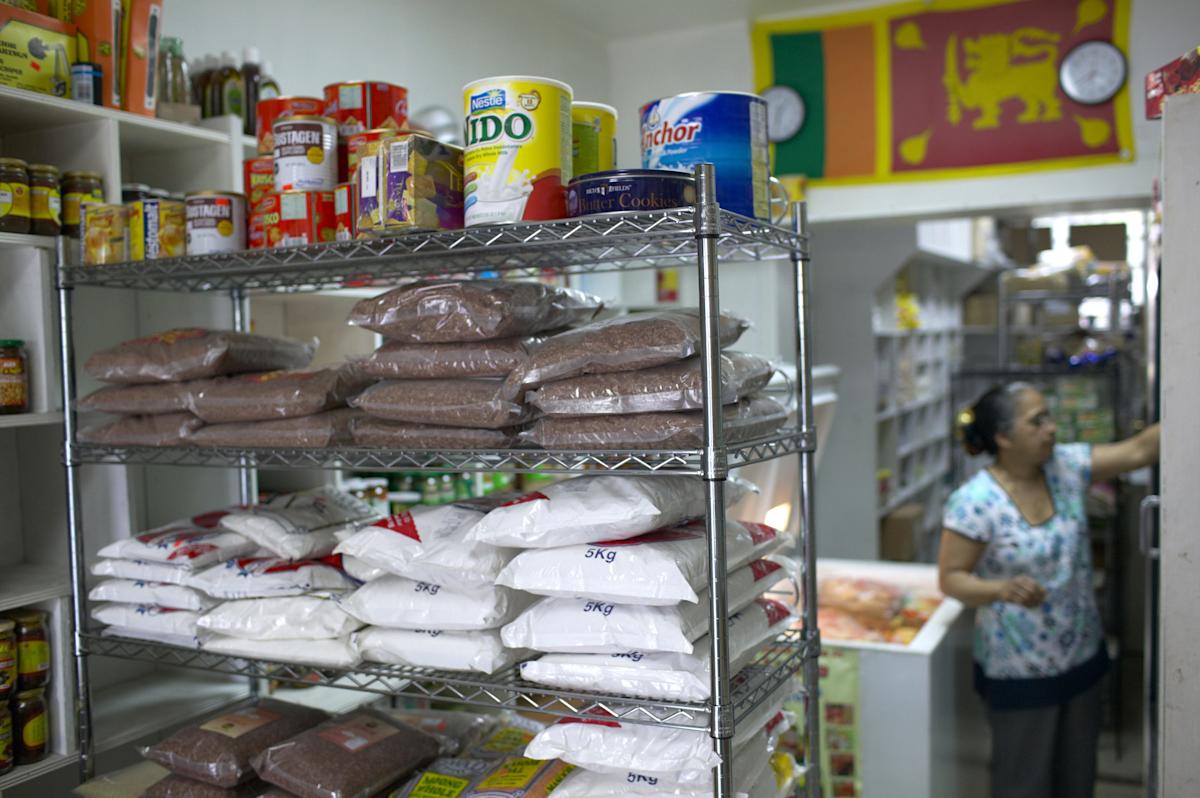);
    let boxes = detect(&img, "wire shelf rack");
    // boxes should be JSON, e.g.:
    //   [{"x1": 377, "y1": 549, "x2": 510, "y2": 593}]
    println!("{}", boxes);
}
[
  {"x1": 69, "y1": 428, "x2": 815, "y2": 474},
  {"x1": 59, "y1": 209, "x2": 807, "y2": 293},
  {"x1": 83, "y1": 627, "x2": 812, "y2": 731}
]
